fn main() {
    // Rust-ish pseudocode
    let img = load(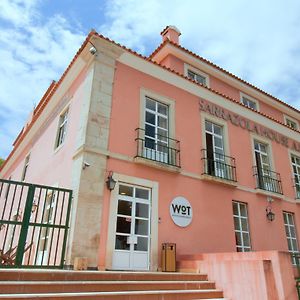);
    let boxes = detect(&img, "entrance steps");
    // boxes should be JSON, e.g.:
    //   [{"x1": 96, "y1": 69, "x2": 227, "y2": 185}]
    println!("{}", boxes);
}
[{"x1": 0, "y1": 269, "x2": 226, "y2": 299}]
